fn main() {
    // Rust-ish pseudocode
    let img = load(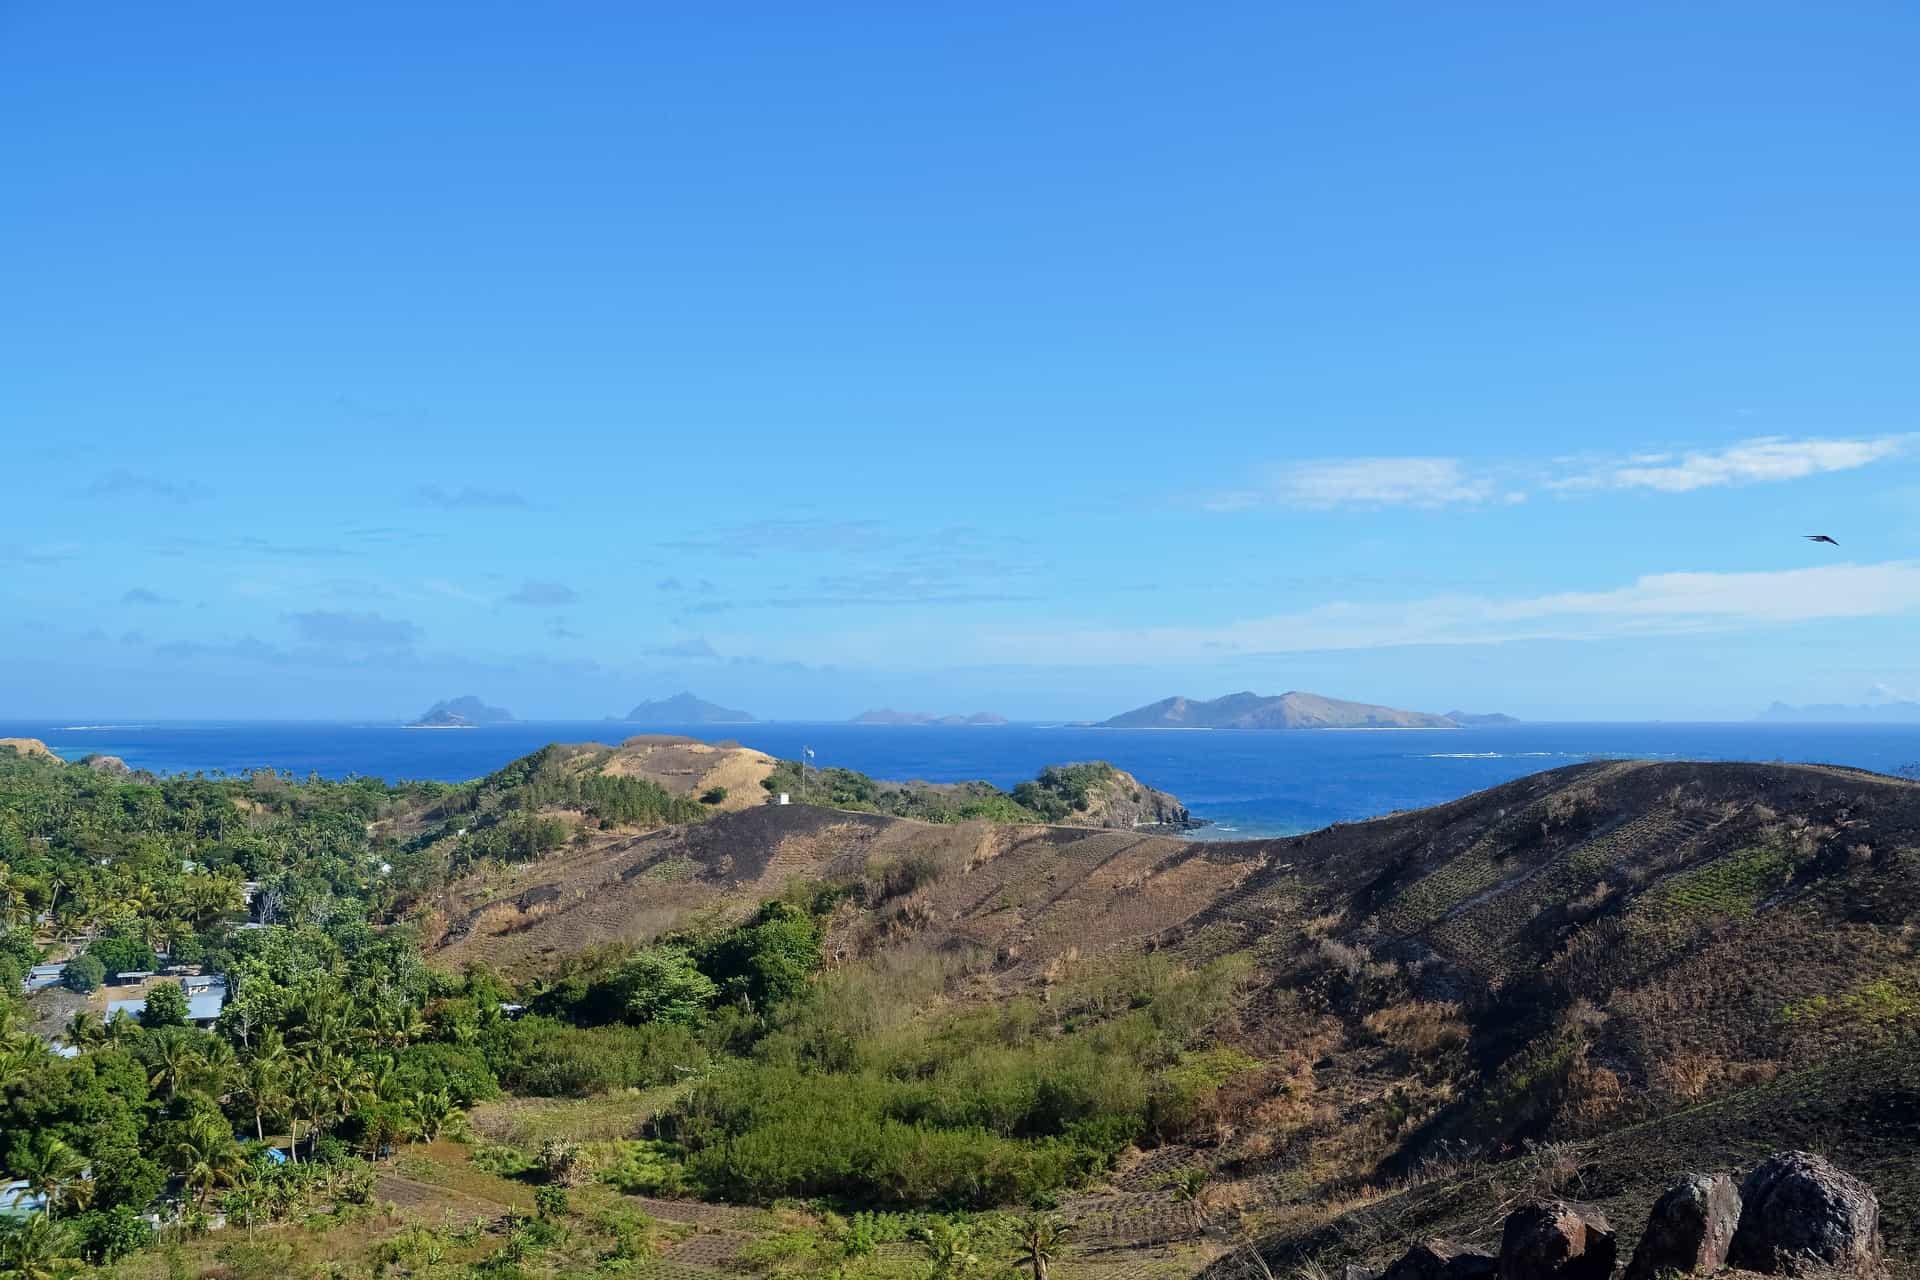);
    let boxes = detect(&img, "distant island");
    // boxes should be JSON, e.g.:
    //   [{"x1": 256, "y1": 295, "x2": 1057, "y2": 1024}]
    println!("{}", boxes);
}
[
  {"x1": 618, "y1": 692, "x2": 756, "y2": 724},
  {"x1": 408, "y1": 695, "x2": 516, "y2": 728},
  {"x1": 1097, "y1": 690, "x2": 1511, "y2": 730},
  {"x1": 1445, "y1": 710, "x2": 1521, "y2": 727},
  {"x1": 849, "y1": 709, "x2": 1009, "y2": 726},
  {"x1": 1756, "y1": 699, "x2": 1920, "y2": 724}
]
